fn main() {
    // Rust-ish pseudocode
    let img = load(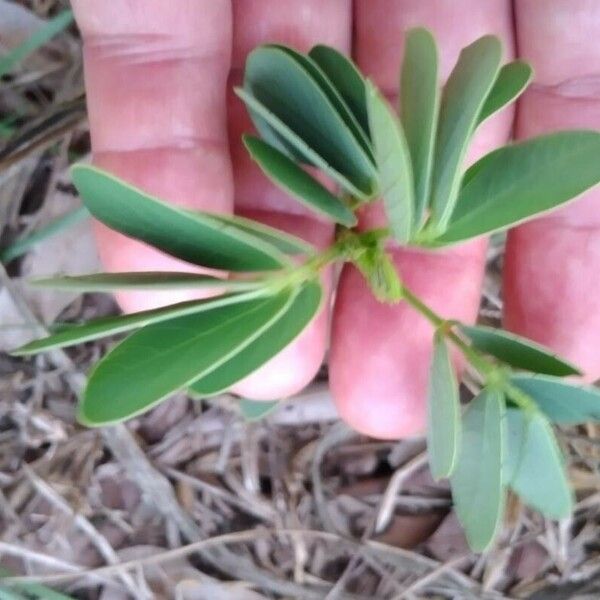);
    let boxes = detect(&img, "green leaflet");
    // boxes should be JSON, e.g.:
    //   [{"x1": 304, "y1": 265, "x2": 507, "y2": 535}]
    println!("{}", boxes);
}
[
  {"x1": 429, "y1": 35, "x2": 502, "y2": 231},
  {"x1": 206, "y1": 212, "x2": 312, "y2": 255},
  {"x1": 400, "y1": 28, "x2": 440, "y2": 228},
  {"x1": 460, "y1": 325, "x2": 581, "y2": 377},
  {"x1": 437, "y1": 131, "x2": 600, "y2": 244},
  {"x1": 71, "y1": 165, "x2": 289, "y2": 272},
  {"x1": 243, "y1": 135, "x2": 356, "y2": 226},
  {"x1": 243, "y1": 46, "x2": 376, "y2": 197},
  {"x1": 309, "y1": 44, "x2": 370, "y2": 138},
  {"x1": 12, "y1": 291, "x2": 263, "y2": 356},
  {"x1": 237, "y1": 87, "x2": 373, "y2": 200},
  {"x1": 511, "y1": 374, "x2": 600, "y2": 424},
  {"x1": 503, "y1": 409, "x2": 573, "y2": 519},
  {"x1": 366, "y1": 82, "x2": 414, "y2": 244},
  {"x1": 0, "y1": 9, "x2": 73, "y2": 78},
  {"x1": 79, "y1": 290, "x2": 294, "y2": 426},
  {"x1": 427, "y1": 333, "x2": 460, "y2": 479},
  {"x1": 239, "y1": 399, "x2": 280, "y2": 422},
  {"x1": 31, "y1": 272, "x2": 265, "y2": 292},
  {"x1": 270, "y1": 45, "x2": 373, "y2": 159},
  {"x1": 451, "y1": 389, "x2": 505, "y2": 552},
  {"x1": 477, "y1": 61, "x2": 533, "y2": 125},
  {"x1": 190, "y1": 280, "x2": 323, "y2": 396}
]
